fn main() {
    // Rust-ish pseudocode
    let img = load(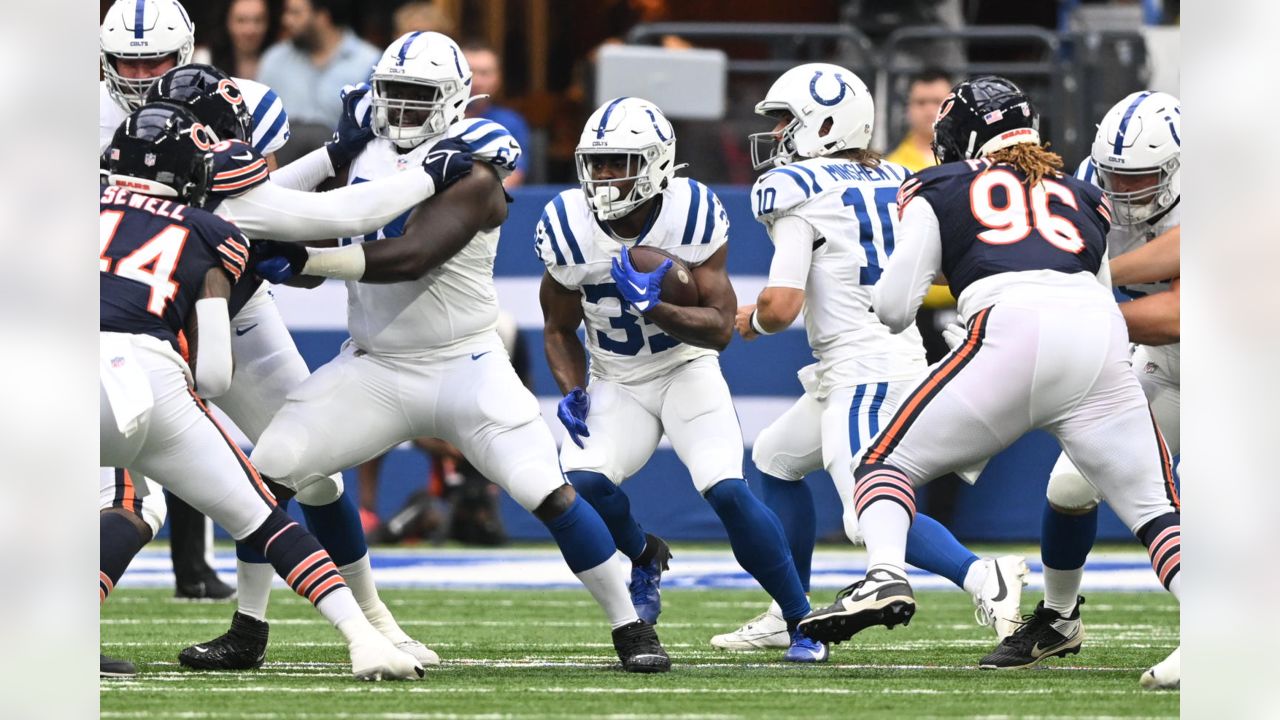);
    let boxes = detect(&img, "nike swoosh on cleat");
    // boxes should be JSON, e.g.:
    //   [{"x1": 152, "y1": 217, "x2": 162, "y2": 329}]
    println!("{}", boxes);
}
[
  {"x1": 470, "y1": 352, "x2": 491, "y2": 360},
  {"x1": 193, "y1": 646, "x2": 209, "y2": 653},
  {"x1": 235, "y1": 324, "x2": 258, "y2": 336},
  {"x1": 991, "y1": 564, "x2": 1008, "y2": 602},
  {"x1": 847, "y1": 583, "x2": 897, "y2": 602}
]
